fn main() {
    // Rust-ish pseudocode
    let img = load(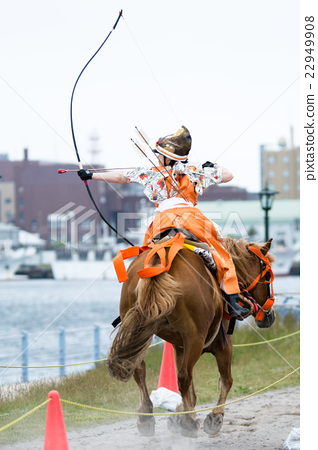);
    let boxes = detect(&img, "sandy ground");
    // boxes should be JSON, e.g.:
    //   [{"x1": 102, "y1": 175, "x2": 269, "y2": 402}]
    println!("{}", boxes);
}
[{"x1": 3, "y1": 386, "x2": 299, "y2": 450}]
